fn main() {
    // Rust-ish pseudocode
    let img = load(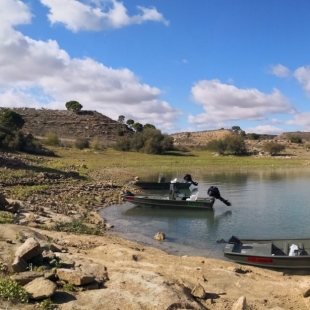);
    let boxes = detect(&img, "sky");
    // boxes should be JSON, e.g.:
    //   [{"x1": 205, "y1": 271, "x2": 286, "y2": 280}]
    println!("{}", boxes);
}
[{"x1": 2, "y1": 0, "x2": 310, "y2": 135}]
